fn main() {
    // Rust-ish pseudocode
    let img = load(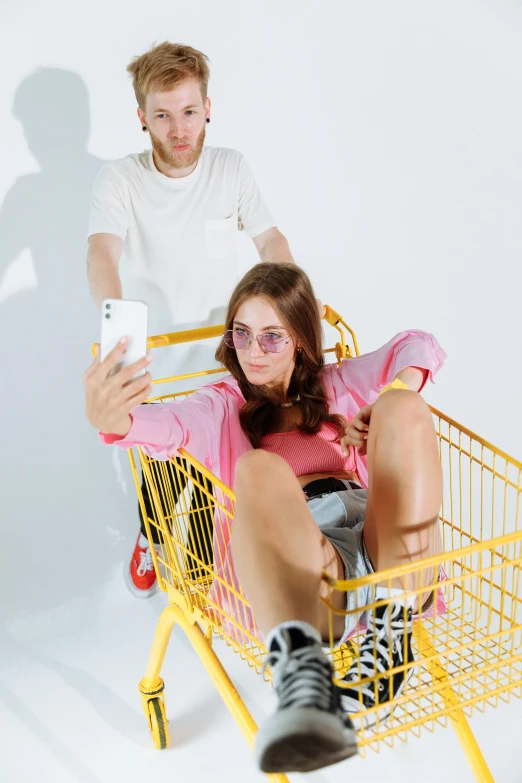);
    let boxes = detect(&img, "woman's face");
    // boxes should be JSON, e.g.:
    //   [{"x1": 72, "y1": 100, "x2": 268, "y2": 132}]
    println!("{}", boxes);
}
[{"x1": 231, "y1": 296, "x2": 297, "y2": 390}]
